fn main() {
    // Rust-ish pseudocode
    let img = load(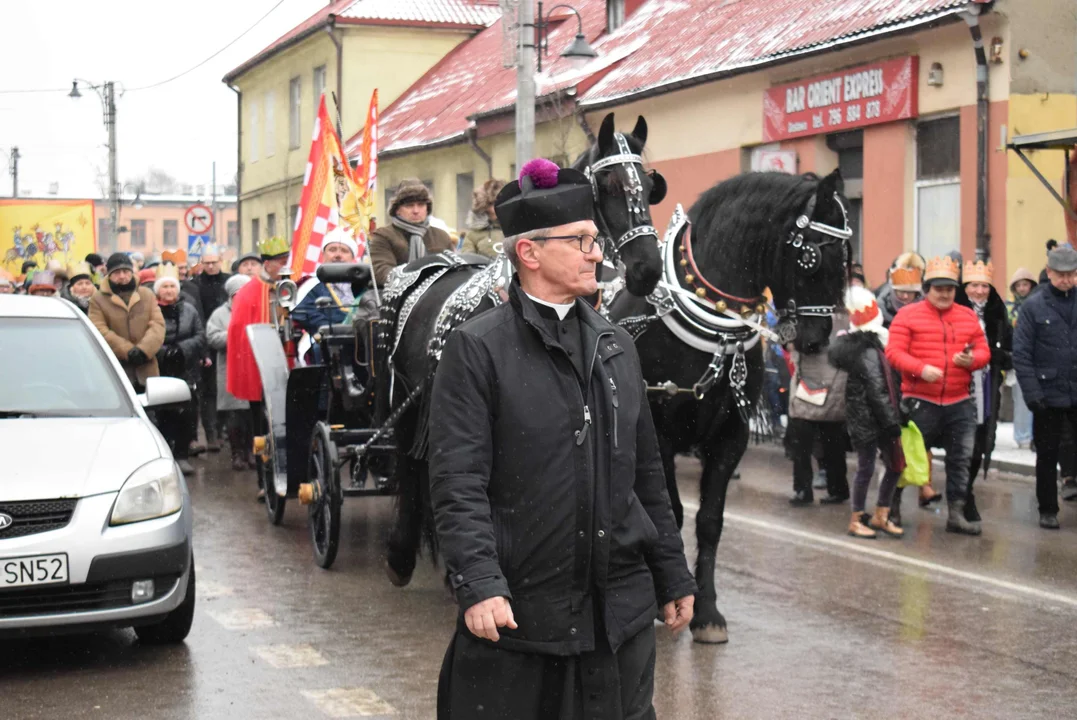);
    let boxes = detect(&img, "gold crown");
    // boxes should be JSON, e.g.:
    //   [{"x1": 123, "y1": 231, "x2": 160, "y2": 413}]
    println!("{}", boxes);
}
[
  {"x1": 890, "y1": 266, "x2": 924, "y2": 289},
  {"x1": 963, "y1": 259, "x2": 993, "y2": 285},
  {"x1": 925, "y1": 256, "x2": 961, "y2": 283}
]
